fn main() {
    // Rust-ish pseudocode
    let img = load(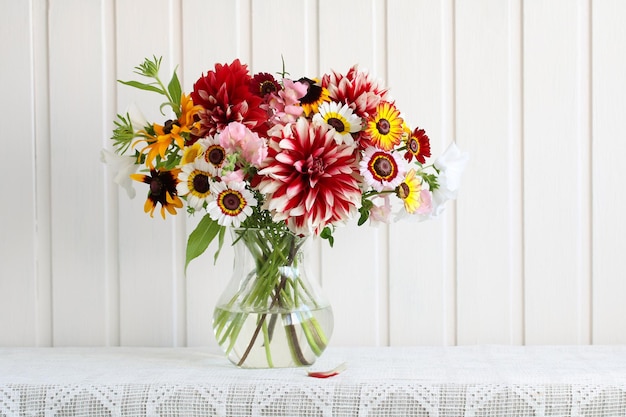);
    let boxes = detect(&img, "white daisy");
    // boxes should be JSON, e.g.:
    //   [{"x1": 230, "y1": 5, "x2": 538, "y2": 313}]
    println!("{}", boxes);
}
[
  {"x1": 312, "y1": 101, "x2": 362, "y2": 146},
  {"x1": 177, "y1": 161, "x2": 213, "y2": 210},
  {"x1": 359, "y1": 147, "x2": 407, "y2": 192},
  {"x1": 206, "y1": 180, "x2": 257, "y2": 227},
  {"x1": 191, "y1": 134, "x2": 227, "y2": 176}
]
